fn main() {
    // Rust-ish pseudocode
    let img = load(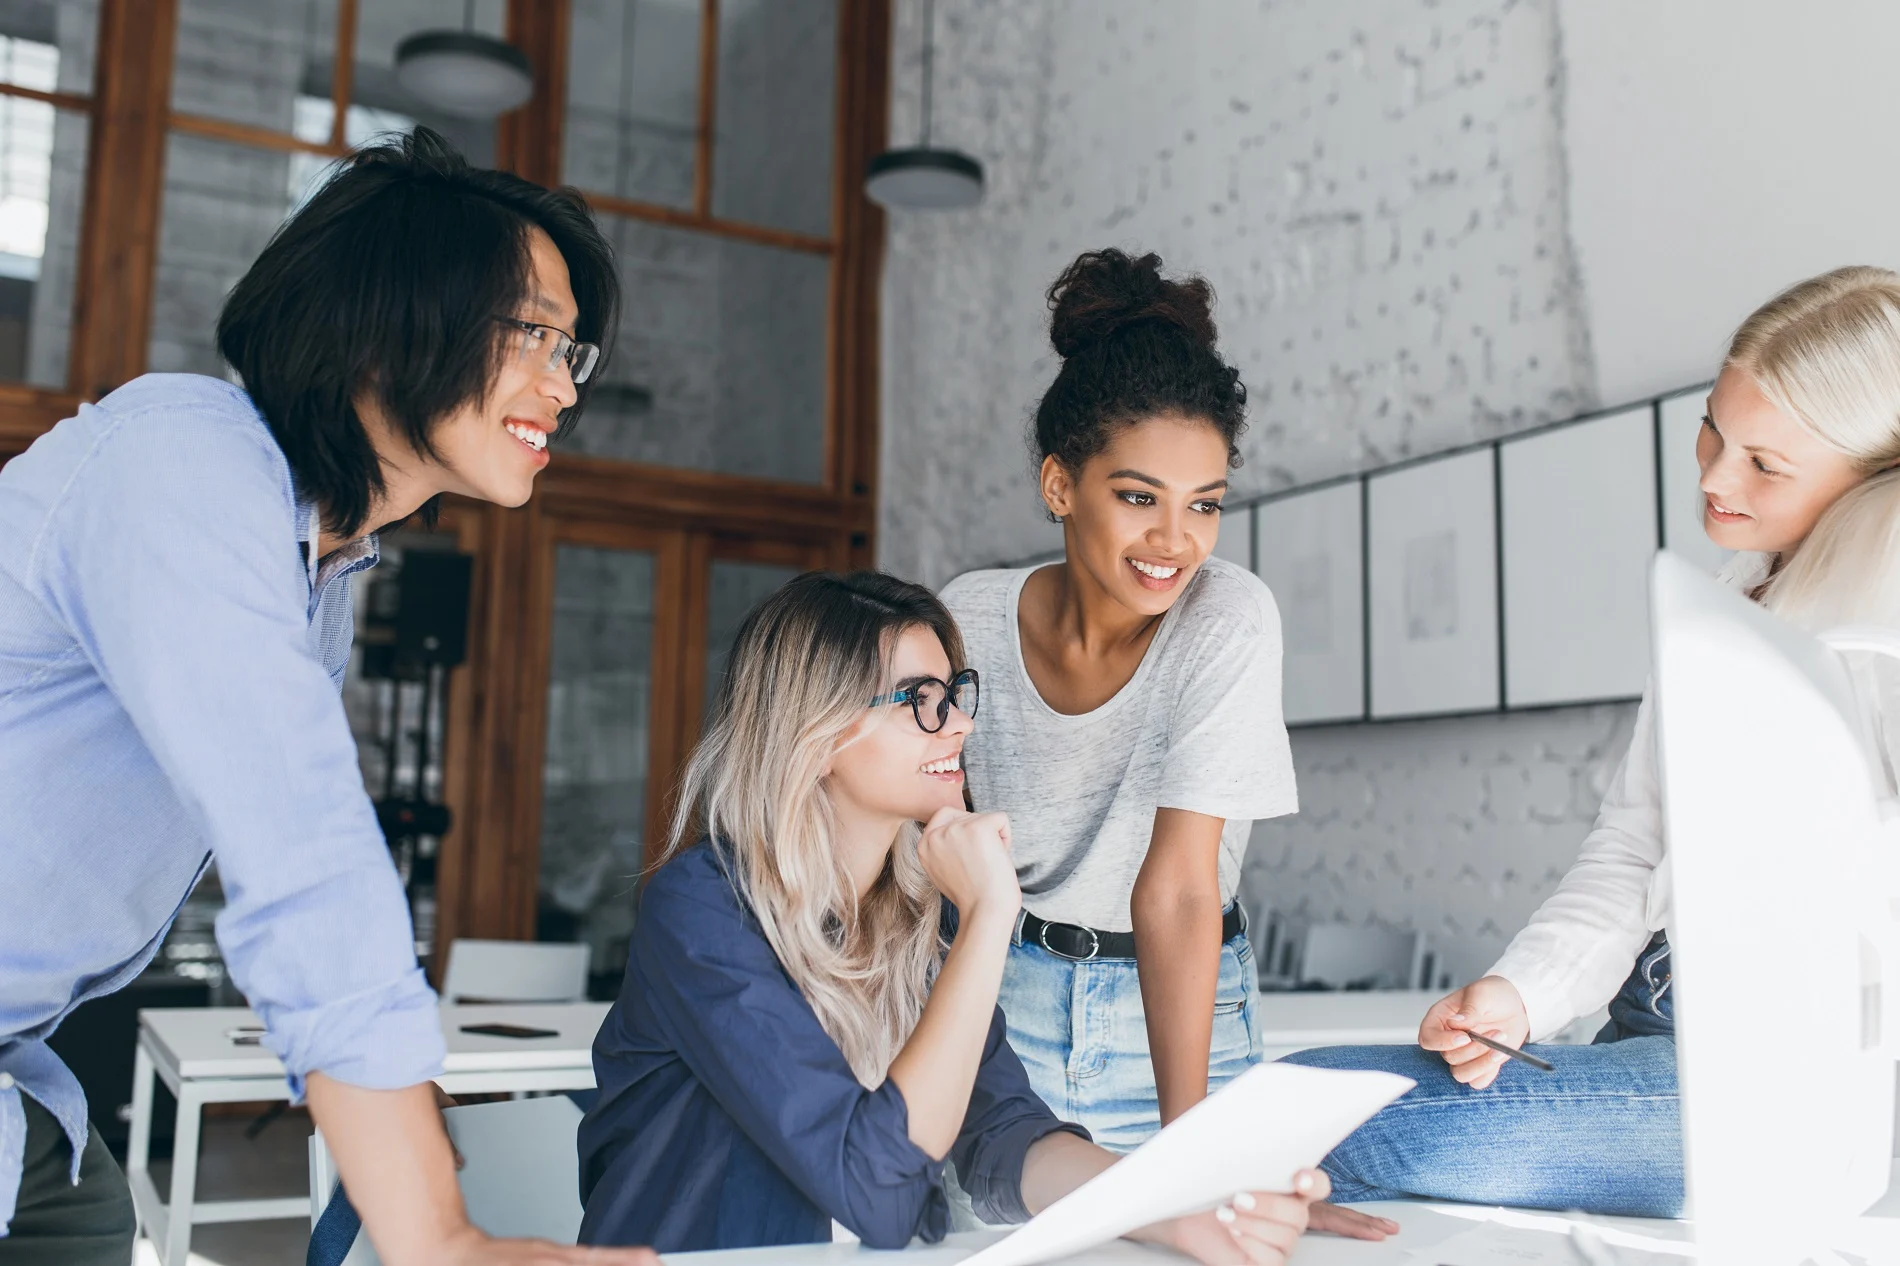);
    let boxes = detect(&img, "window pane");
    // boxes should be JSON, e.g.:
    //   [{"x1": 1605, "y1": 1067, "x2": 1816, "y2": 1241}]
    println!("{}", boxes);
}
[
  {"x1": 563, "y1": 0, "x2": 699, "y2": 210},
  {"x1": 561, "y1": 215, "x2": 830, "y2": 485},
  {"x1": 711, "y1": 0, "x2": 836, "y2": 239},
  {"x1": 149, "y1": 132, "x2": 304, "y2": 375},
  {"x1": 172, "y1": 0, "x2": 341, "y2": 138},
  {"x1": 702, "y1": 559, "x2": 799, "y2": 719},
  {"x1": 0, "y1": 1, "x2": 98, "y2": 96},
  {"x1": 539, "y1": 543, "x2": 655, "y2": 983},
  {"x1": 0, "y1": 104, "x2": 86, "y2": 389}
]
